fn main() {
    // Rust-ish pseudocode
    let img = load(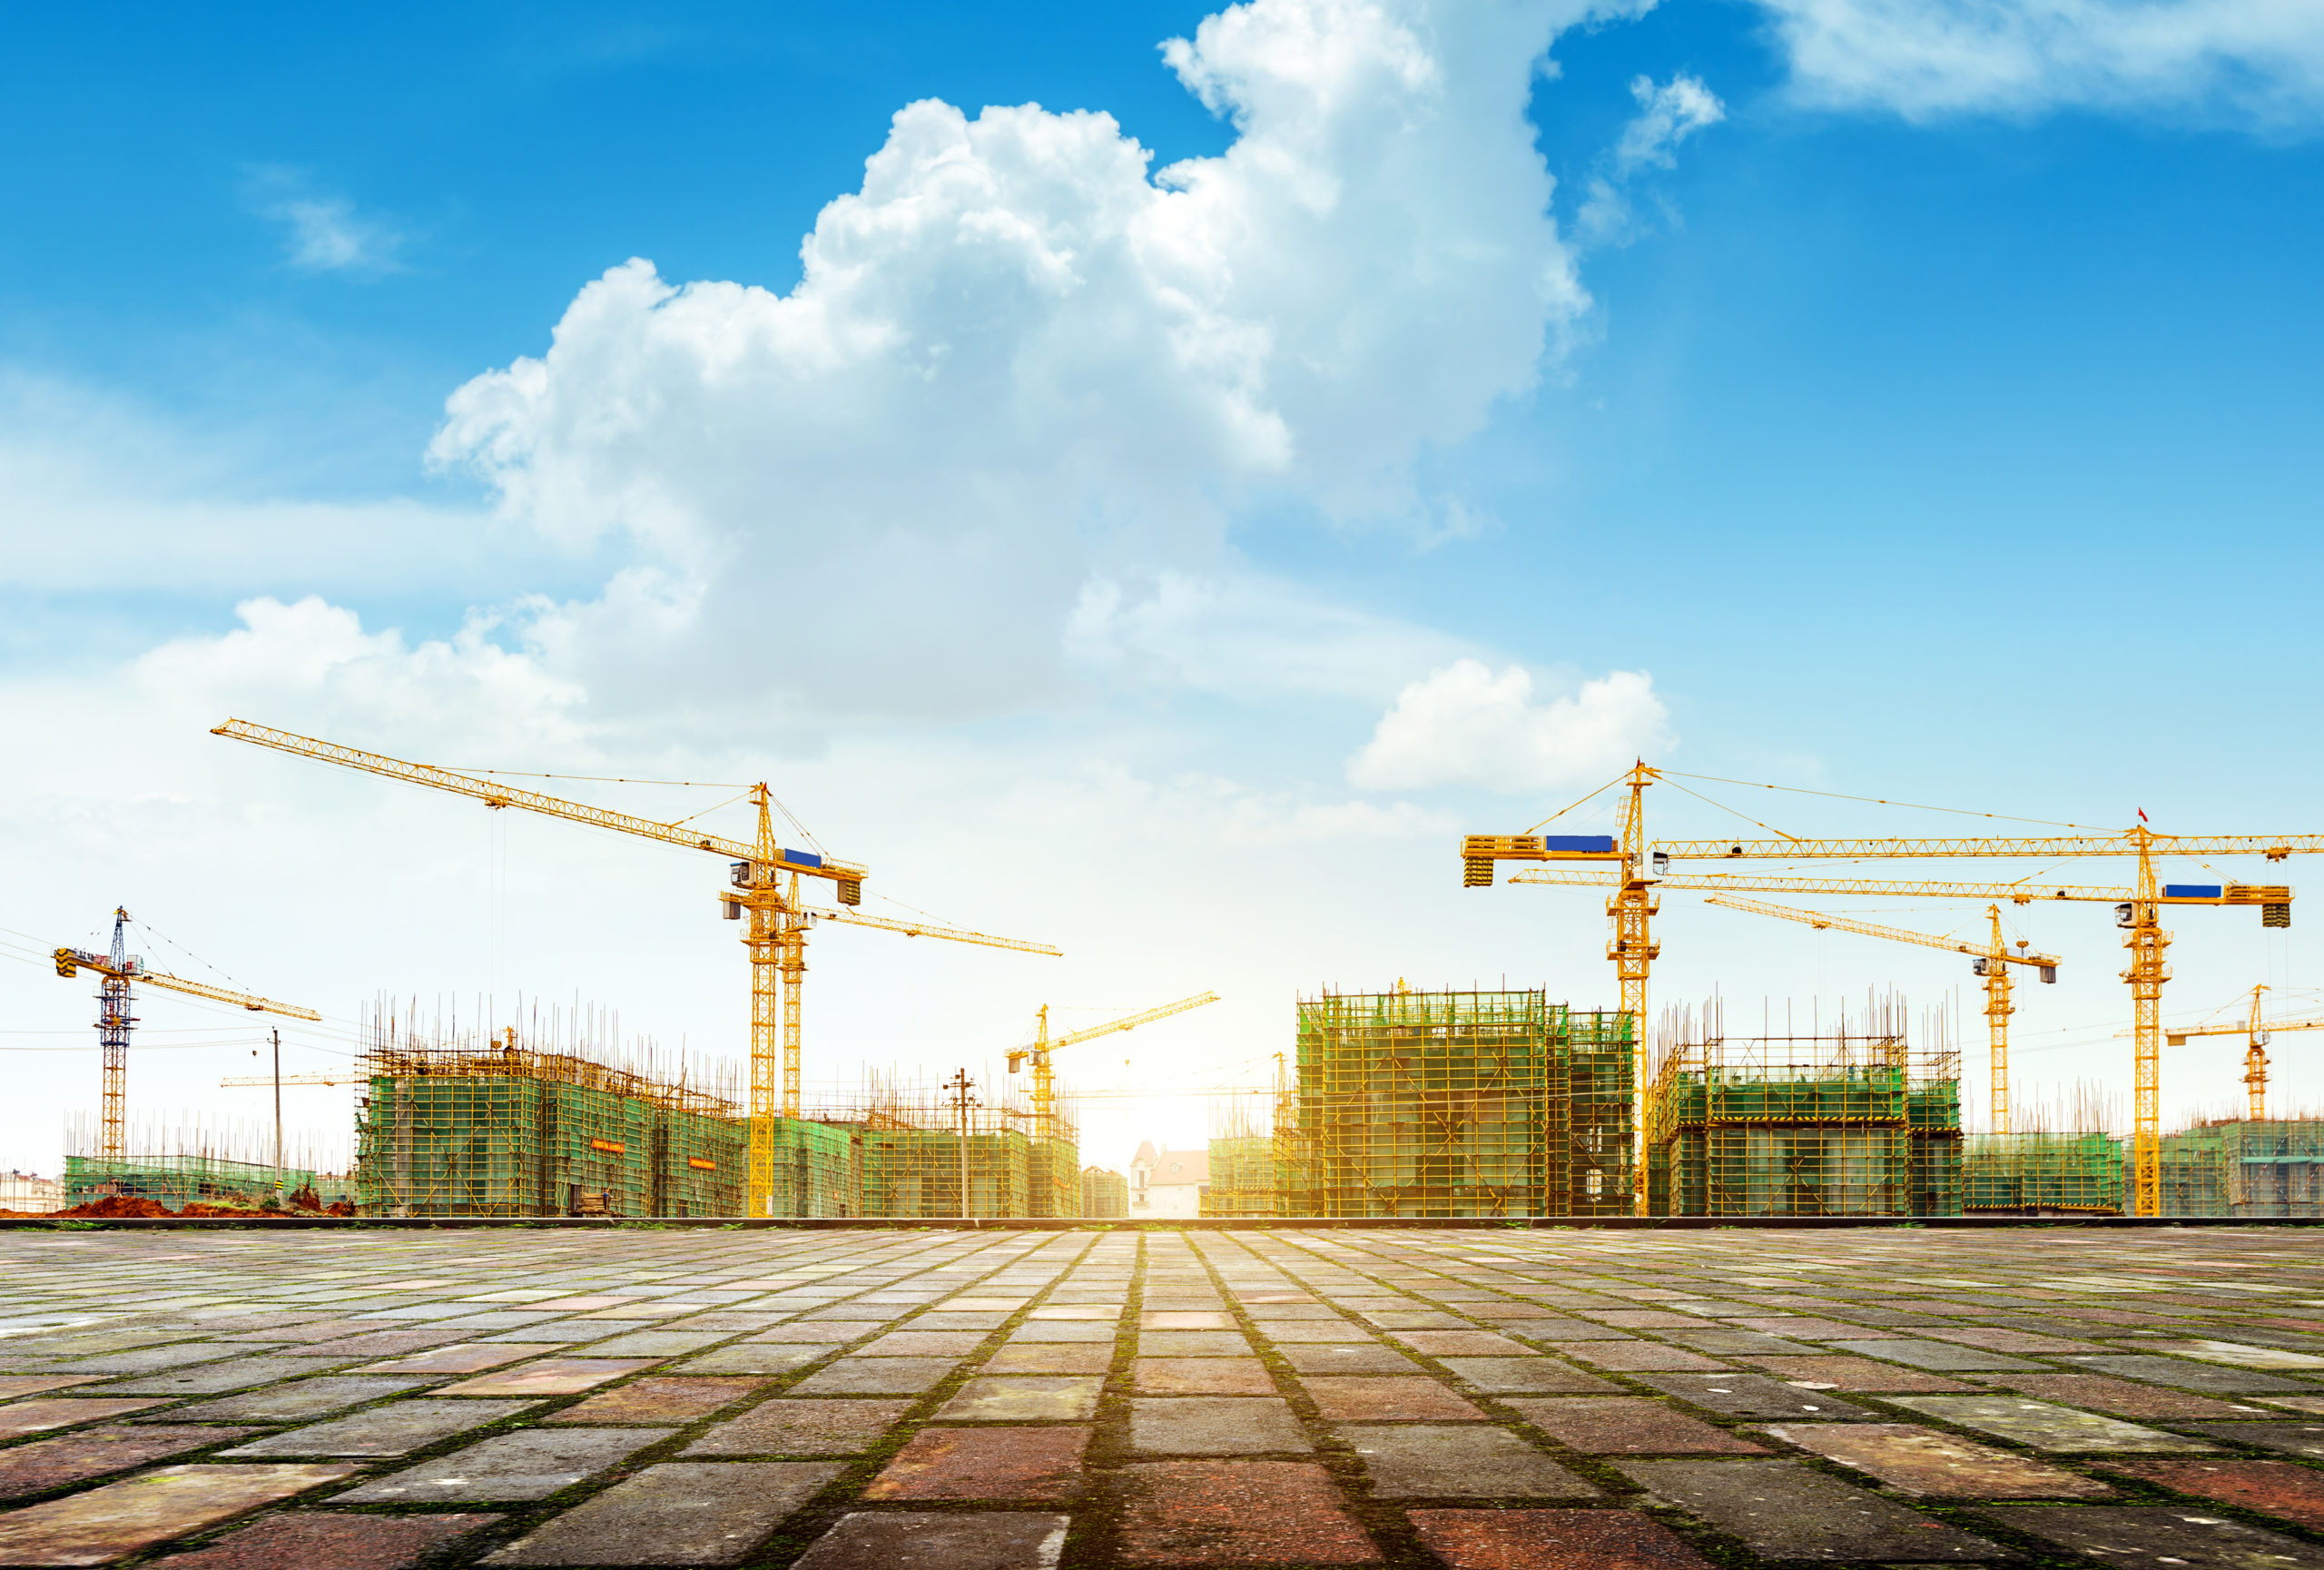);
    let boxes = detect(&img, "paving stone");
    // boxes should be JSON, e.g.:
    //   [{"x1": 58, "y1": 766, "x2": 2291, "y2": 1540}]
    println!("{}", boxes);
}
[
  {"x1": 987, "y1": 1344, "x2": 1114, "y2": 1375},
  {"x1": 1729, "y1": 1316, "x2": 1905, "y2": 1339},
  {"x1": 435, "y1": 1358, "x2": 662, "y2": 1397},
  {"x1": 856, "y1": 1330, "x2": 988, "y2": 1356},
  {"x1": 1144, "y1": 1310, "x2": 1236, "y2": 1329},
  {"x1": 683, "y1": 1397, "x2": 917, "y2": 1458},
  {"x1": 1508, "y1": 1397, "x2": 1764, "y2": 1455},
  {"x1": 1922, "y1": 1326, "x2": 2098, "y2": 1353},
  {"x1": 1251, "y1": 1321, "x2": 1373, "y2": 1342},
  {"x1": 0, "y1": 1463, "x2": 358, "y2": 1566},
  {"x1": 1393, "y1": 1329, "x2": 1540, "y2": 1358},
  {"x1": 2149, "y1": 1339, "x2": 2324, "y2": 1370},
  {"x1": 1999, "y1": 1373, "x2": 2272, "y2": 1419},
  {"x1": 1119, "y1": 1460, "x2": 1378, "y2": 1564},
  {"x1": 1406, "y1": 1507, "x2": 1716, "y2": 1570},
  {"x1": 300, "y1": 1328, "x2": 473, "y2": 1356},
  {"x1": 1339, "y1": 1424, "x2": 1598, "y2": 1498},
  {"x1": 548, "y1": 1376, "x2": 762, "y2": 1425},
  {"x1": 162, "y1": 1377, "x2": 428, "y2": 1421},
  {"x1": 1734, "y1": 1354, "x2": 1976, "y2": 1391},
  {"x1": 0, "y1": 1425, "x2": 261, "y2": 1500},
  {"x1": 1363, "y1": 1310, "x2": 1477, "y2": 1329},
  {"x1": 1136, "y1": 1357, "x2": 1275, "y2": 1395},
  {"x1": 1762, "y1": 1421, "x2": 2112, "y2": 1497},
  {"x1": 1029, "y1": 1305, "x2": 1118, "y2": 1321},
  {"x1": 148, "y1": 1511, "x2": 503, "y2": 1569},
  {"x1": 485, "y1": 1461, "x2": 841, "y2": 1565},
  {"x1": 211, "y1": 1318, "x2": 391, "y2": 1344},
  {"x1": 1137, "y1": 1330, "x2": 1252, "y2": 1357},
  {"x1": 1982, "y1": 1505, "x2": 2324, "y2": 1570},
  {"x1": 2069, "y1": 1356, "x2": 2319, "y2": 1395},
  {"x1": 1275, "y1": 1343, "x2": 1424, "y2": 1376},
  {"x1": 103, "y1": 1356, "x2": 350, "y2": 1396},
  {"x1": 864, "y1": 1425, "x2": 1091, "y2": 1500},
  {"x1": 2260, "y1": 1395, "x2": 2324, "y2": 1415},
  {"x1": 1301, "y1": 1376, "x2": 1485, "y2": 1421},
  {"x1": 1619, "y1": 1457, "x2": 2001, "y2": 1560},
  {"x1": 681, "y1": 1345, "x2": 830, "y2": 1376},
  {"x1": 792, "y1": 1511, "x2": 1069, "y2": 1570},
  {"x1": 359, "y1": 1342, "x2": 552, "y2": 1376},
  {"x1": 1636, "y1": 1373, "x2": 1875, "y2": 1420},
  {"x1": 0, "y1": 1397, "x2": 172, "y2": 1436},
  {"x1": 1667, "y1": 1329, "x2": 1821, "y2": 1356},
  {"x1": 1887, "y1": 1395, "x2": 2216, "y2": 1452},
  {"x1": 1546, "y1": 1341, "x2": 1731, "y2": 1372},
  {"x1": 333, "y1": 1426, "x2": 673, "y2": 1503},
  {"x1": 220, "y1": 1397, "x2": 535, "y2": 1456},
  {"x1": 937, "y1": 1376, "x2": 1103, "y2": 1421},
  {"x1": 2103, "y1": 1457, "x2": 2324, "y2": 1526},
  {"x1": 570, "y1": 1331, "x2": 721, "y2": 1358},
  {"x1": 2173, "y1": 1421, "x2": 2324, "y2": 1456},
  {"x1": 1437, "y1": 1357, "x2": 1620, "y2": 1394},
  {"x1": 902, "y1": 1311, "x2": 1010, "y2": 1331},
  {"x1": 748, "y1": 1321, "x2": 872, "y2": 1344},
  {"x1": 1590, "y1": 1310, "x2": 1718, "y2": 1329},
  {"x1": 1824, "y1": 1338, "x2": 2044, "y2": 1371},
  {"x1": 43, "y1": 1343, "x2": 241, "y2": 1375},
  {"x1": 0, "y1": 1377, "x2": 97, "y2": 1399},
  {"x1": 1130, "y1": 1396, "x2": 1312, "y2": 1455}
]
